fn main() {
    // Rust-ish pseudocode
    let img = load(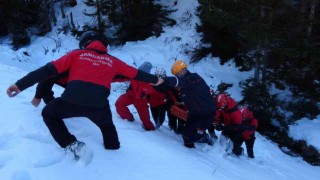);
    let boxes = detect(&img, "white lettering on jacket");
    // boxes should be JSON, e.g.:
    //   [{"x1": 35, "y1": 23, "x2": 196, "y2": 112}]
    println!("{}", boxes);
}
[{"x1": 79, "y1": 53, "x2": 113, "y2": 67}]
